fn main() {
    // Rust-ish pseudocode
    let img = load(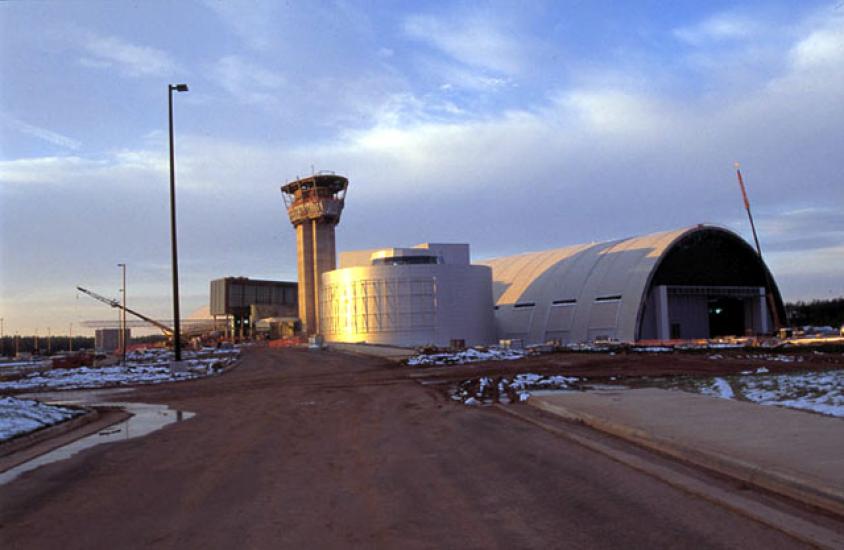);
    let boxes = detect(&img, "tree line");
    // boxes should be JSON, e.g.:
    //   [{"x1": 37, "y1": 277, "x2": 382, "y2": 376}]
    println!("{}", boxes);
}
[
  {"x1": 785, "y1": 297, "x2": 844, "y2": 328},
  {"x1": 0, "y1": 334, "x2": 167, "y2": 358},
  {"x1": 0, "y1": 336, "x2": 94, "y2": 357}
]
